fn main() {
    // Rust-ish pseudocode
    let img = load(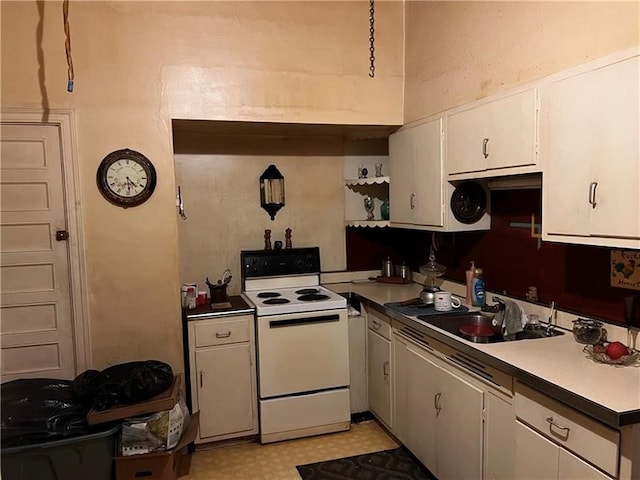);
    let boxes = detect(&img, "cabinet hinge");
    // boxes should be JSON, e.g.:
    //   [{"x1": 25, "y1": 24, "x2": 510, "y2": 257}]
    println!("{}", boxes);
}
[{"x1": 481, "y1": 407, "x2": 486, "y2": 422}]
